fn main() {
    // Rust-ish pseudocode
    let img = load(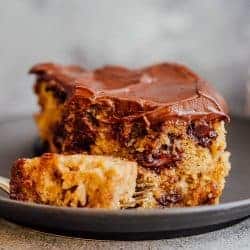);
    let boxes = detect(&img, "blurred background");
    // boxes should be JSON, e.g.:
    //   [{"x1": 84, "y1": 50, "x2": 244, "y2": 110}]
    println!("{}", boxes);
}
[{"x1": 0, "y1": 0, "x2": 250, "y2": 118}]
